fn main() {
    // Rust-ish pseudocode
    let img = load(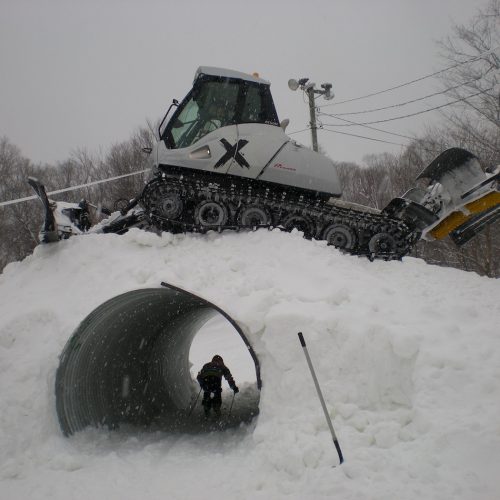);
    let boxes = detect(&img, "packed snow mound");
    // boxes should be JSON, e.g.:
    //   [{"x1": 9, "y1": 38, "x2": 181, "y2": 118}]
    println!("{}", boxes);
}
[{"x1": 0, "y1": 229, "x2": 499, "y2": 500}]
